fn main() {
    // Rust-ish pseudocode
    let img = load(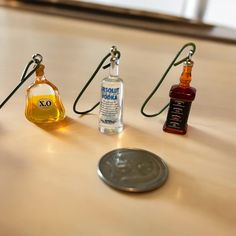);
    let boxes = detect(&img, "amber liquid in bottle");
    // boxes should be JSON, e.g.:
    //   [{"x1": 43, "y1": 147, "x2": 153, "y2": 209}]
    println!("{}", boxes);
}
[
  {"x1": 25, "y1": 64, "x2": 65, "y2": 123},
  {"x1": 163, "y1": 60, "x2": 196, "y2": 134}
]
